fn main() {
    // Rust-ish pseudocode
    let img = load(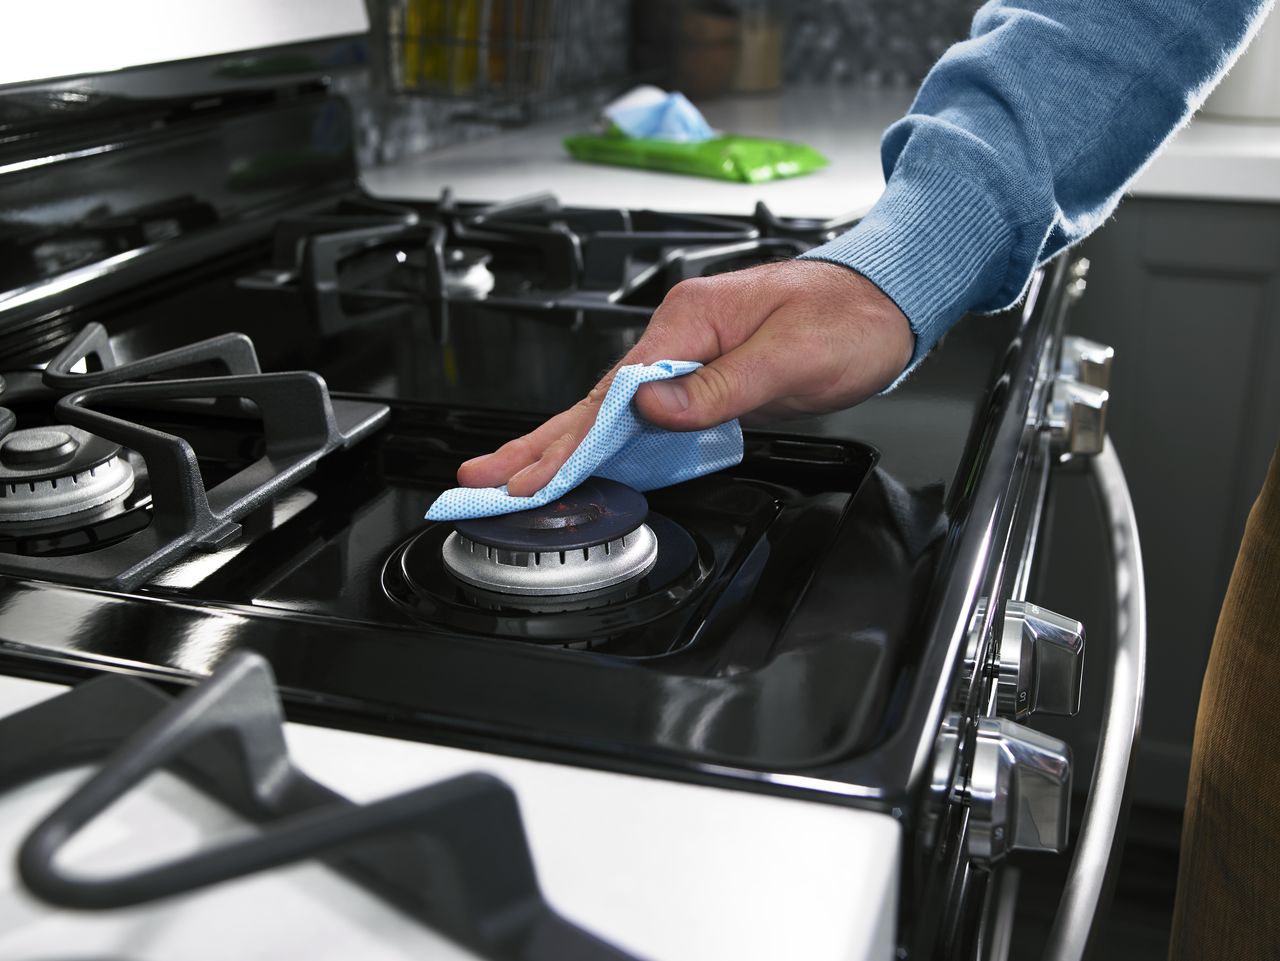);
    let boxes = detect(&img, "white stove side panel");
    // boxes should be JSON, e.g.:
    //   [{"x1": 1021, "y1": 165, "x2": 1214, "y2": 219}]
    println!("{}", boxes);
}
[{"x1": 0, "y1": 675, "x2": 900, "y2": 961}]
